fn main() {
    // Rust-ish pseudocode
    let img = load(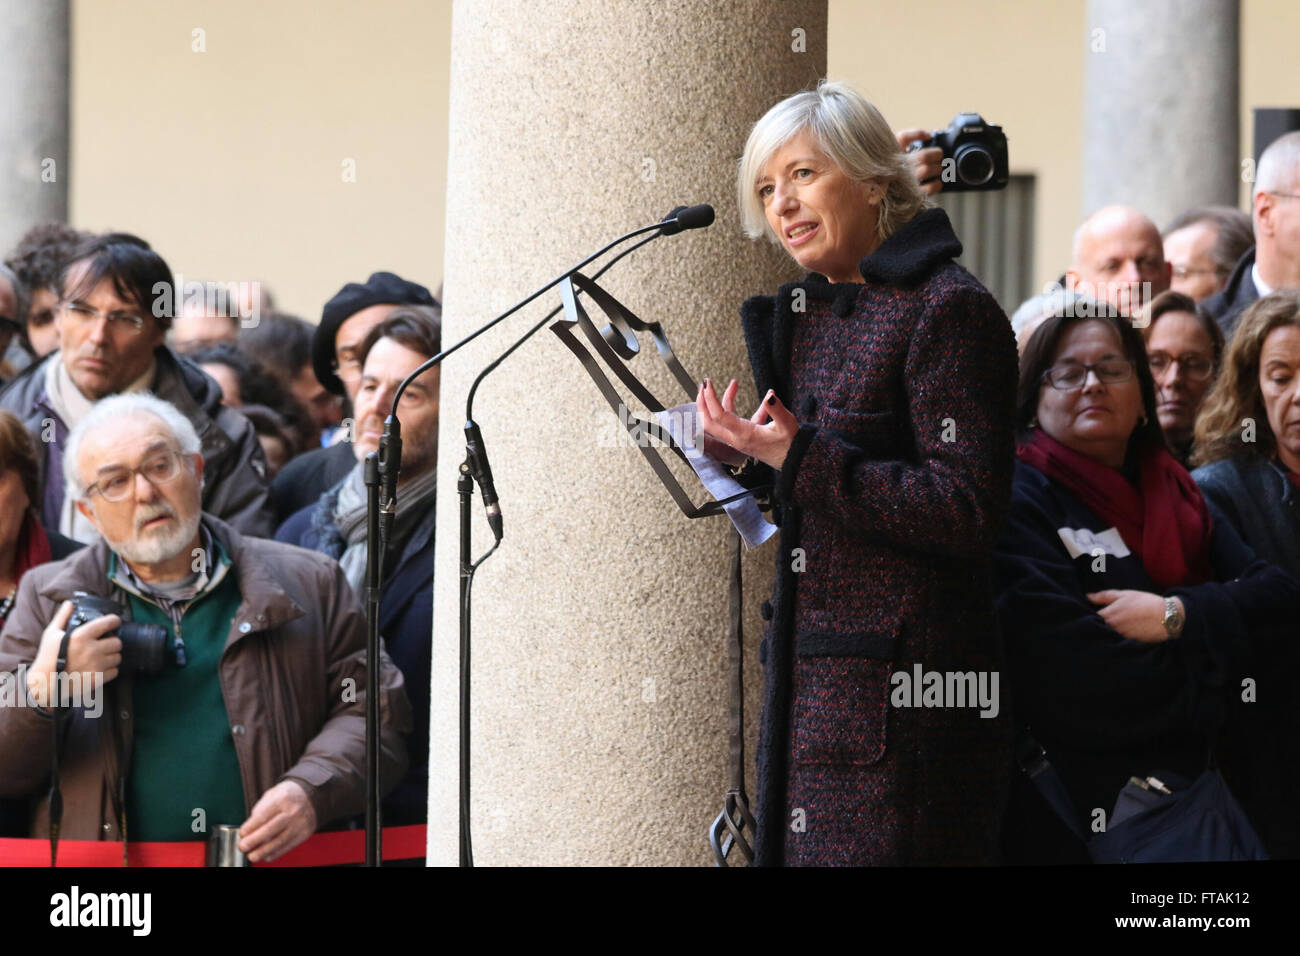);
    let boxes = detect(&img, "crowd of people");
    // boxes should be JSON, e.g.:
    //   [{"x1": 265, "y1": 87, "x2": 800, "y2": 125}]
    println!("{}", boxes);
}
[
  {"x1": 0, "y1": 77, "x2": 1298, "y2": 866},
  {"x1": 696, "y1": 81, "x2": 1300, "y2": 866},
  {"x1": 0, "y1": 228, "x2": 440, "y2": 861}
]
